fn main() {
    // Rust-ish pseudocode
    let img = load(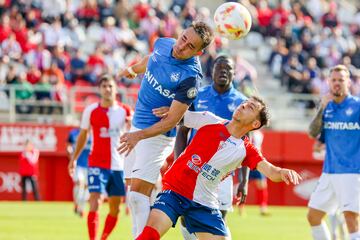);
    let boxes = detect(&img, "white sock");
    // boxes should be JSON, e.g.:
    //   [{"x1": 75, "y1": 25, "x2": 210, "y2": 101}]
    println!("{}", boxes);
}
[
  {"x1": 226, "y1": 226, "x2": 232, "y2": 240},
  {"x1": 328, "y1": 214, "x2": 338, "y2": 238},
  {"x1": 128, "y1": 191, "x2": 150, "y2": 237},
  {"x1": 180, "y1": 224, "x2": 197, "y2": 240},
  {"x1": 126, "y1": 188, "x2": 137, "y2": 238},
  {"x1": 77, "y1": 186, "x2": 89, "y2": 213},
  {"x1": 311, "y1": 222, "x2": 331, "y2": 240},
  {"x1": 349, "y1": 231, "x2": 360, "y2": 240},
  {"x1": 73, "y1": 185, "x2": 80, "y2": 207}
]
